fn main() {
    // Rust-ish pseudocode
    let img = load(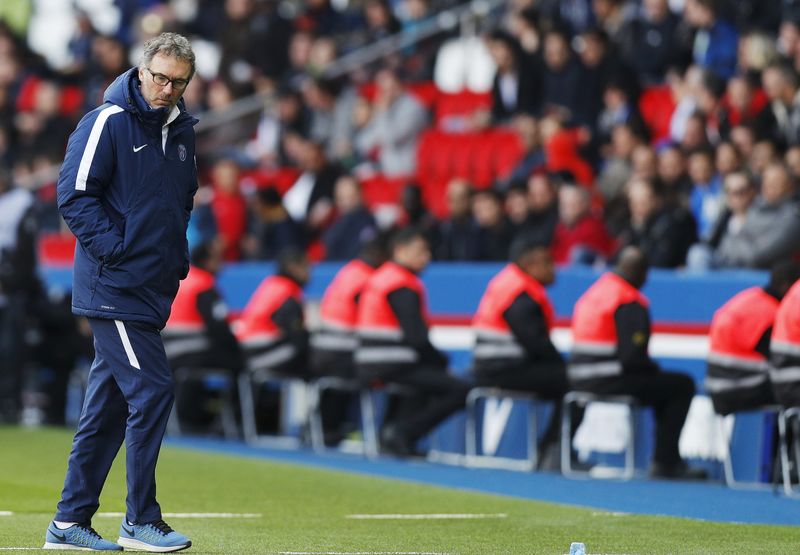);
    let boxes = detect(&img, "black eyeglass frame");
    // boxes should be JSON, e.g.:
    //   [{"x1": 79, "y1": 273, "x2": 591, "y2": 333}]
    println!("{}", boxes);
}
[{"x1": 145, "y1": 67, "x2": 190, "y2": 90}]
